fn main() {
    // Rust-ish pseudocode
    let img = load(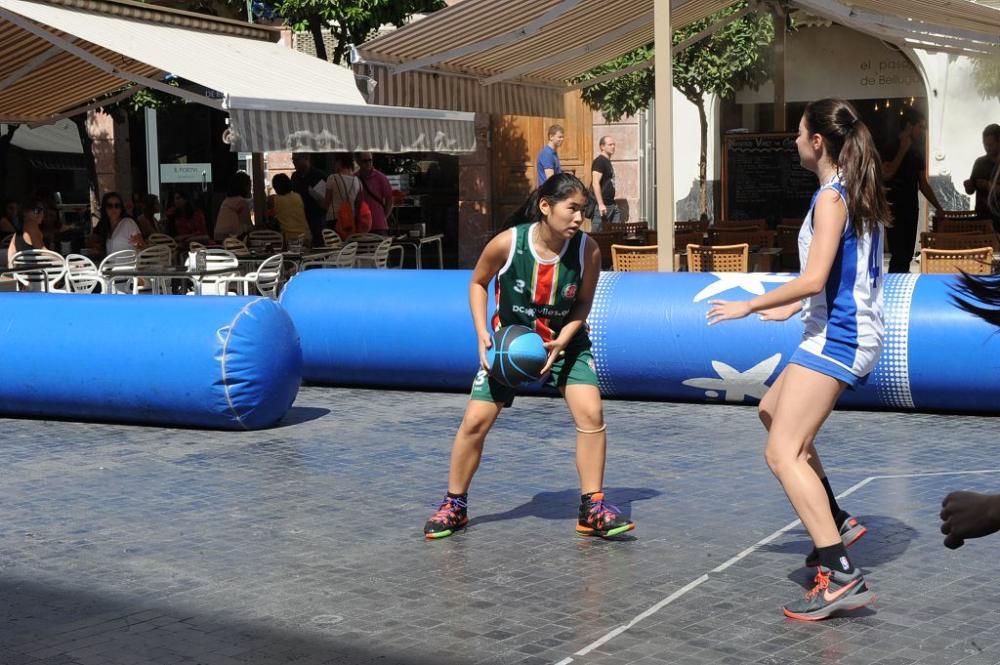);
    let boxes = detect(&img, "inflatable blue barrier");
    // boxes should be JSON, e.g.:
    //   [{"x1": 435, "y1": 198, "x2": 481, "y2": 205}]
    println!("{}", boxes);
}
[
  {"x1": 281, "y1": 270, "x2": 1000, "y2": 413},
  {"x1": 0, "y1": 294, "x2": 301, "y2": 429}
]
